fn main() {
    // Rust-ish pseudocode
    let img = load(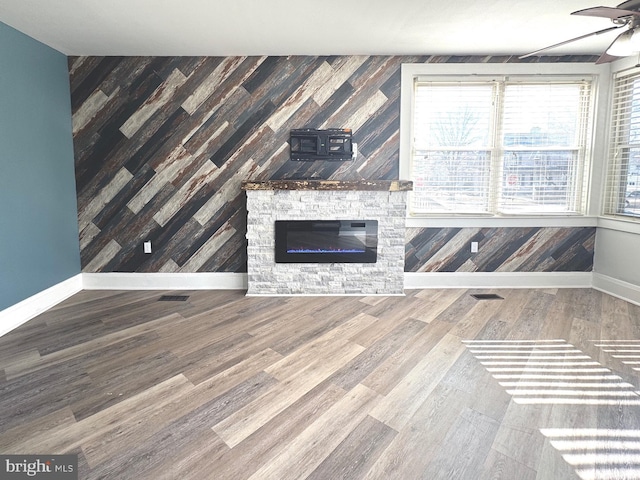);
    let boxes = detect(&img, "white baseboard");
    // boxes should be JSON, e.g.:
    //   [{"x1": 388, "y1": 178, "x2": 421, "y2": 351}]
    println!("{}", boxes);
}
[
  {"x1": 82, "y1": 272, "x2": 248, "y2": 290},
  {"x1": 592, "y1": 273, "x2": 640, "y2": 307},
  {"x1": 83, "y1": 271, "x2": 595, "y2": 292},
  {"x1": 404, "y1": 272, "x2": 594, "y2": 290},
  {"x1": 0, "y1": 274, "x2": 83, "y2": 337},
  {"x1": 246, "y1": 293, "x2": 406, "y2": 297},
  {"x1": 3, "y1": 271, "x2": 639, "y2": 338}
]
